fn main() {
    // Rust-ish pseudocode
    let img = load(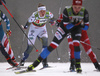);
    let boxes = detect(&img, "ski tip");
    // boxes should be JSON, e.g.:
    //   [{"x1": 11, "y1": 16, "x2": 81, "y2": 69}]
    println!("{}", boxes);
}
[
  {"x1": 15, "y1": 72, "x2": 20, "y2": 74},
  {"x1": 15, "y1": 70, "x2": 36, "y2": 74}
]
